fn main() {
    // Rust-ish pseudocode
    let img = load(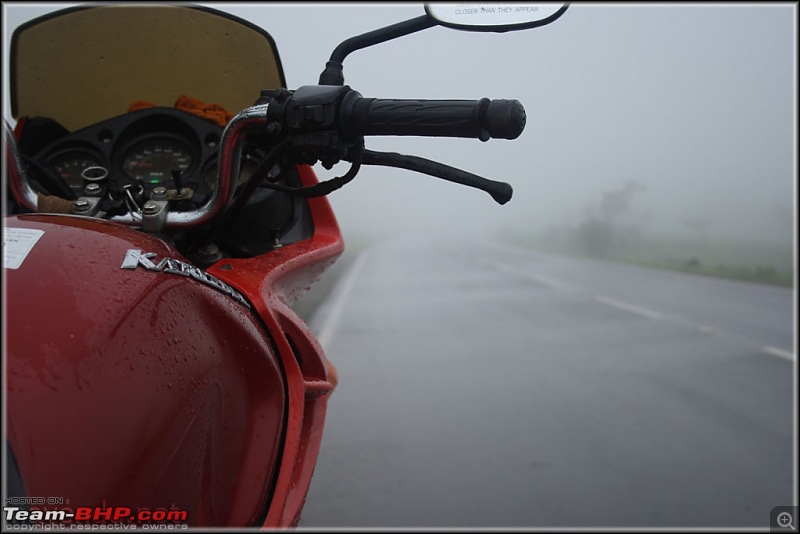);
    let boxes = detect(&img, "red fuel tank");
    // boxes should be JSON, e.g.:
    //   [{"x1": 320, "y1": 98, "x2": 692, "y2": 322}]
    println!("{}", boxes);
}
[{"x1": 5, "y1": 214, "x2": 286, "y2": 527}]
